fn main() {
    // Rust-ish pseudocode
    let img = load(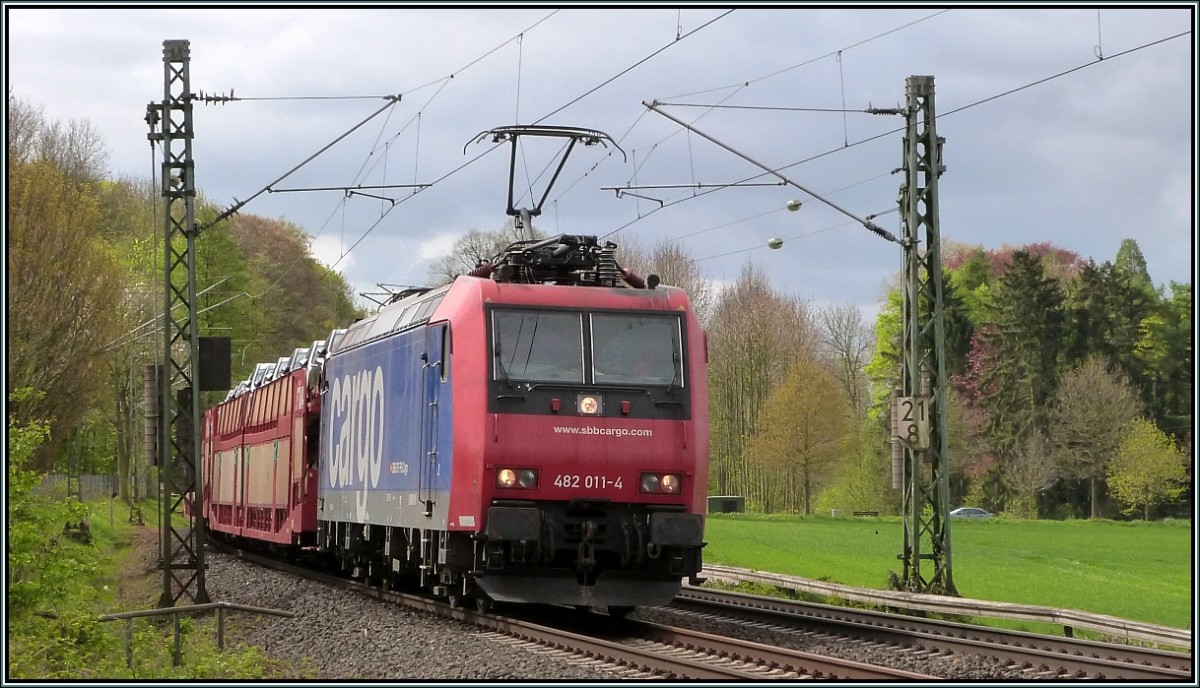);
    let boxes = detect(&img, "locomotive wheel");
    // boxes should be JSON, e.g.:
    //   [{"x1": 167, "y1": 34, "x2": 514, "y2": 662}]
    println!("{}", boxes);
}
[
  {"x1": 447, "y1": 592, "x2": 462, "y2": 608},
  {"x1": 607, "y1": 605, "x2": 634, "y2": 620},
  {"x1": 475, "y1": 594, "x2": 492, "y2": 614}
]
